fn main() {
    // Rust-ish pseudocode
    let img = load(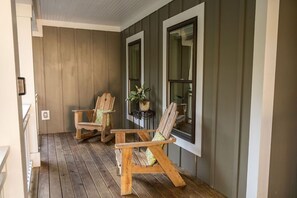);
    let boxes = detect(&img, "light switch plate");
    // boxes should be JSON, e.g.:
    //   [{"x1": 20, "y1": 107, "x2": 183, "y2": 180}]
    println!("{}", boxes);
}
[{"x1": 41, "y1": 110, "x2": 50, "y2": 120}]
